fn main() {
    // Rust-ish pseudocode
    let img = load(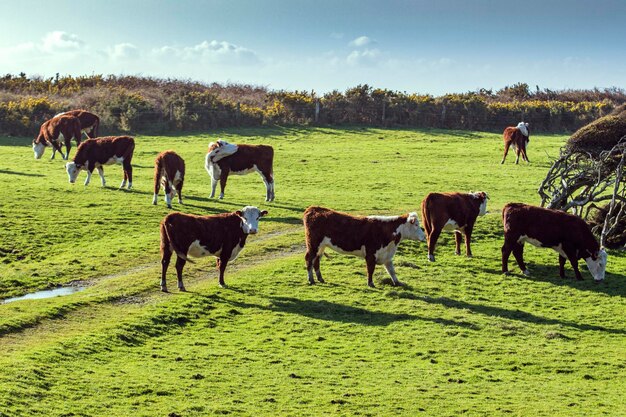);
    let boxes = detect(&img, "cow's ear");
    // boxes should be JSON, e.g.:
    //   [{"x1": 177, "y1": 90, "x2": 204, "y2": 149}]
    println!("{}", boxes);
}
[
  {"x1": 260, "y1": 210, "x2": 268, "y2": 217},
  {"x1": 409, "y1": 216, "x2": 416, "y2": 224},
  {"x1": 235, "y1": 210, "x2": 243, "y2": 217}
]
